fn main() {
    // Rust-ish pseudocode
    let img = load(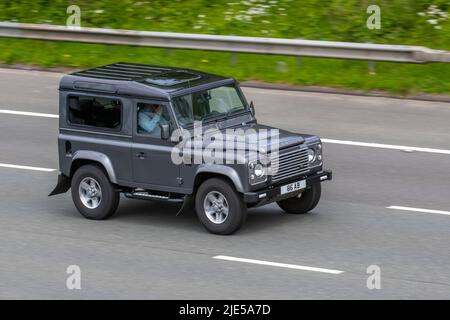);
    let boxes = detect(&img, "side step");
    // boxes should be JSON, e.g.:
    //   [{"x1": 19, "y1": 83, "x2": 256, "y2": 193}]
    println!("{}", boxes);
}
[{"x1": 124, "y1": 189, "x2": 184, "y2": 203}]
